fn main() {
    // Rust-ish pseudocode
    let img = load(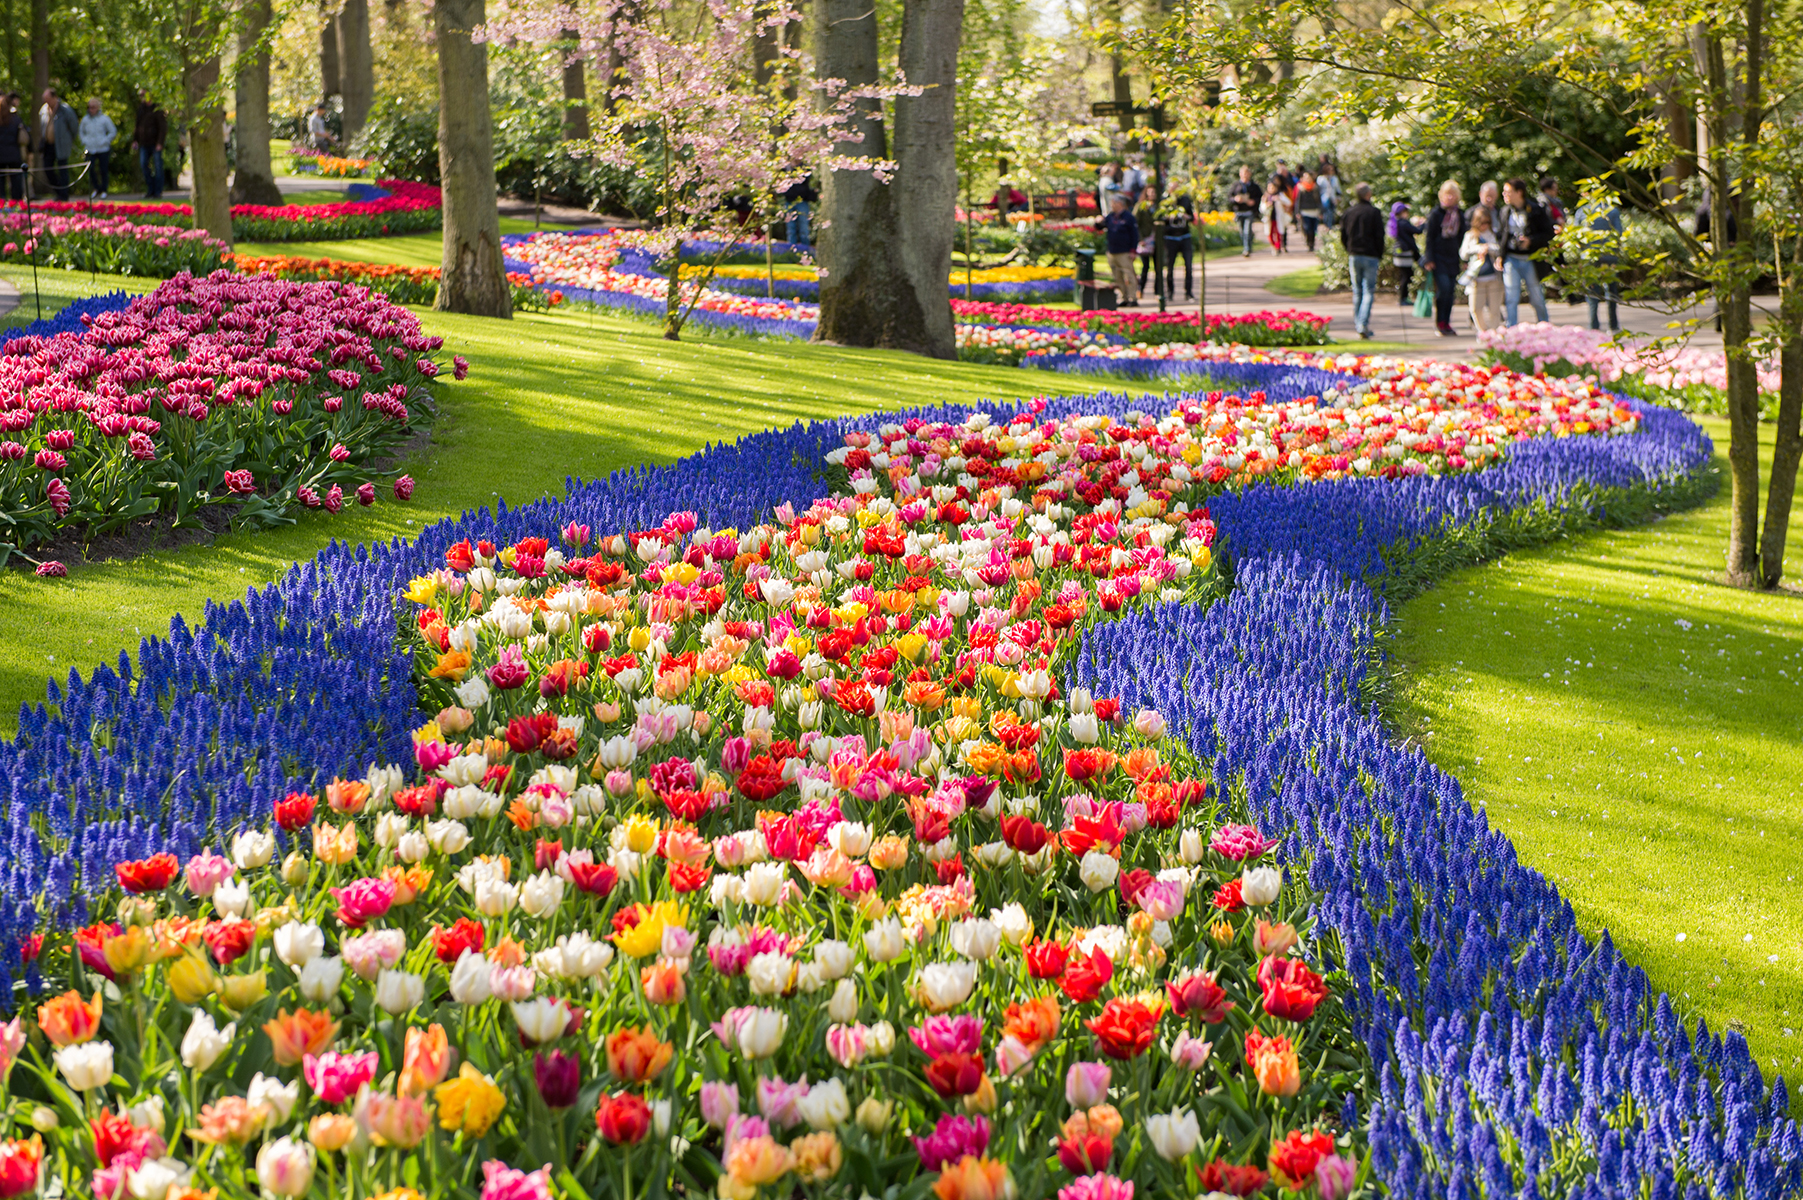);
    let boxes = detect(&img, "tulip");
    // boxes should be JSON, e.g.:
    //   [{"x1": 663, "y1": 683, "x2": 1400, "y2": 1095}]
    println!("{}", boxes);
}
[
  {"x1": 124, "y1": 1155, "x2": 190, "y2": 1200},
  {"x1": 375, "y1": 969, "x2": 425, "y2": 1015},
  {"x1": 855, "y1": 1096, "x2": 893, "y2": 1135},
  {"x1": 248, "y1": 1073, "x2": 300, "y2": 1124},
  {"x1": 362, "y1": 1090, "x2": 432, "y2": 1148},
  {"x1": 55, "y1": 1041, "x2": 114, "y2": 1090},
  {"x1": 36, "y1": 991, "x2": 103, "y2": 1047},
  {"x1": 400, "y1": 1024, "x2": 451, "y2": 1094},
  {"x1": 1170, "y1": 1031, "x2": 1213, "y2": 1070},
  {"x1": 480, "y1": 1161, "x2": 555, "y2": 1200},
  {"x1": 797, "y1": 1078, "x2": 851, "y2": 1129},
  {"x1": 125, "y1": 1095, "x2": 166, "y2": 1135},
  {"x1": 435, "y1": 1064, "x2": 507, "y2": 1137},
  {"x1": 1078, "y1": 850, "x2": 1120, "y2": 893},
  {"x1": 232, "y1": 830, "x2": 275, "y2": 869},
  {"x1": 864, "y1": 917, "x2": 905, "y2": 962},
  {"x1": 1315, "y1": 1153, "x2": 1359, "y2": 1200},
  {"x1": 1146, "y1": 1108, "x2": 1200, "y2": 1161},
  {"x1": 271, "y1": 921, "x2": 325, "y2": 969},
  {"x1": 950, "y1": 918, "x2": 1001, "y2": 962},
  {"x1": 814, "y1": 939, "x2": 854, "y2": 980},
  {"x1": 255, "y1": 1136, "x2": 316, "y2": 1197},
  {"x1": 595, "y1": 1092, "x2": 651, "y2": 1144},
  {"x1": 298, "y1": 956, "x2": 346, "y2": 1003},
  {"x1": 307, "y1": 1113, "x2": 357, "y2": 1153},
  {"x1": 0, "y1": 1137, "x2": 43, "y2": 1200},
  {"x1": 1240, "y1": 866, "x2": 1281, "y2": 907},
  {"x1": 180, "y1": 1010, "x2": 235, "y2": 1072},
  {"x1": 827, "y1": 978, "x2": 859, "y2": 1024},
  {"x1": 737, "y1": 1008, "x2": 788, "y2": 1059},
  {"x1": 450, "y1": 949, "x2": 494, "y2": 1004},
  {"x1": 1065, "y1": 1061, "x2": 1111, "y2": 1108},
  {"x1": 184, "y1": 852, "x2": 235, "y2": 898},
  {"x1": 513, "y1": 998, "x2": 572, "y2": 1044},
  {"x1": 1178, "y1": 829, "x2": 1207, "y2": 864}
]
